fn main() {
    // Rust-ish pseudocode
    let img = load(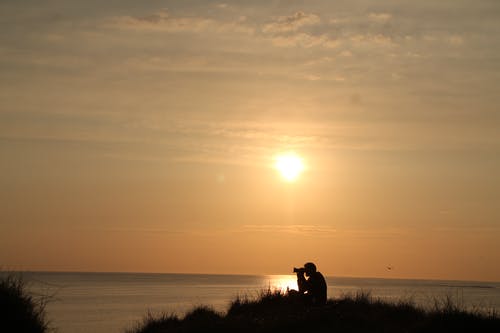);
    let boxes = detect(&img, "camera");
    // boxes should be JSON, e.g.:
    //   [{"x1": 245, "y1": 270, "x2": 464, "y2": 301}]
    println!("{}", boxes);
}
[{"x1": 293, "y1": 267, "x2": 305, "y2": 273}]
